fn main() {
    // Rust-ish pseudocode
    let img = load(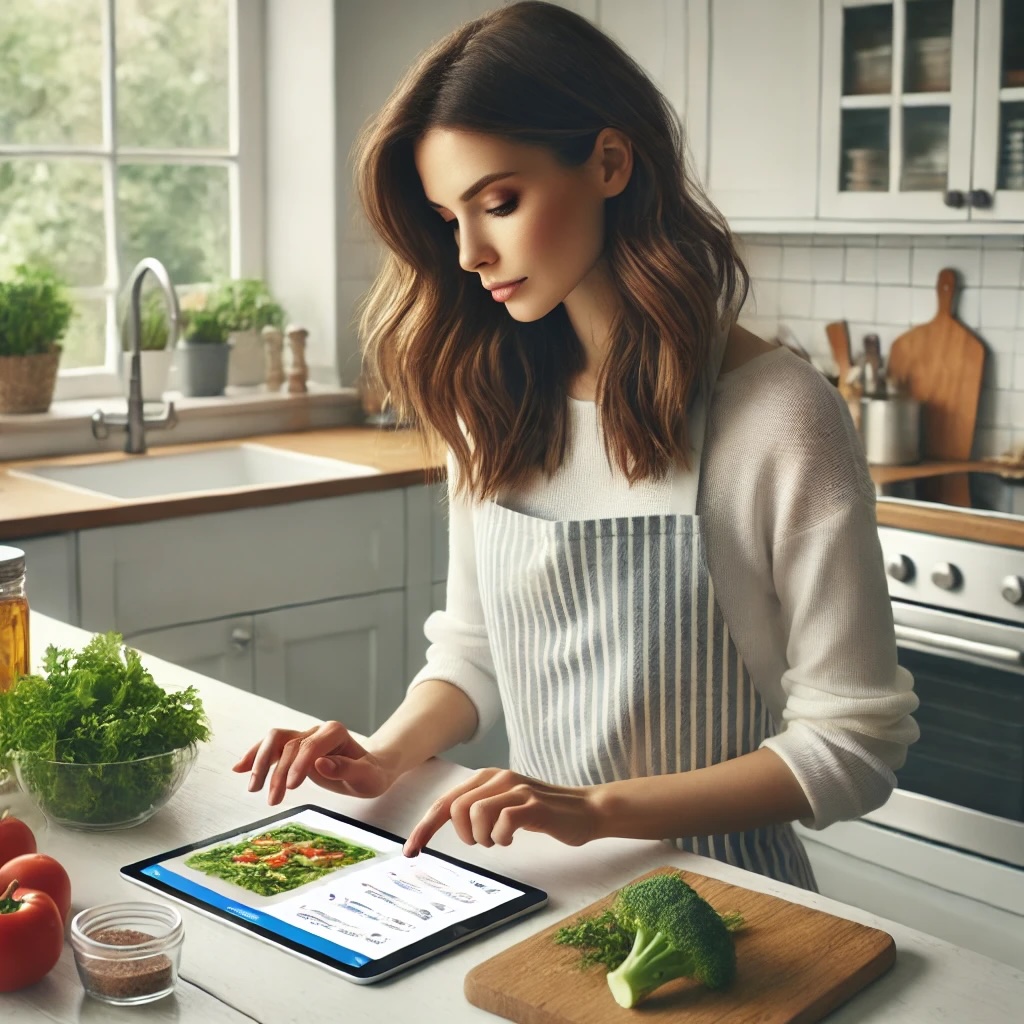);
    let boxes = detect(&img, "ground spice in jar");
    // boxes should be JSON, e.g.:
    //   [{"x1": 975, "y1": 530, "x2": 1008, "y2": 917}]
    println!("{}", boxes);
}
[{"x1": 81, "y1": 927, "x2": 173, "y2": 1000}]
